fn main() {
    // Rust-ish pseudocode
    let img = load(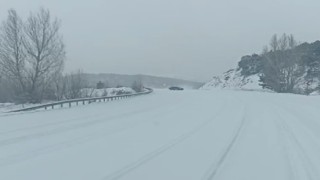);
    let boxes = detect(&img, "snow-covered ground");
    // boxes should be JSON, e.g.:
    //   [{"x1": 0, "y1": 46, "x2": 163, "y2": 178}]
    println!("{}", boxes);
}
[{"x1": 0, "y1": 89, "x2": 319, "y2": 180}]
